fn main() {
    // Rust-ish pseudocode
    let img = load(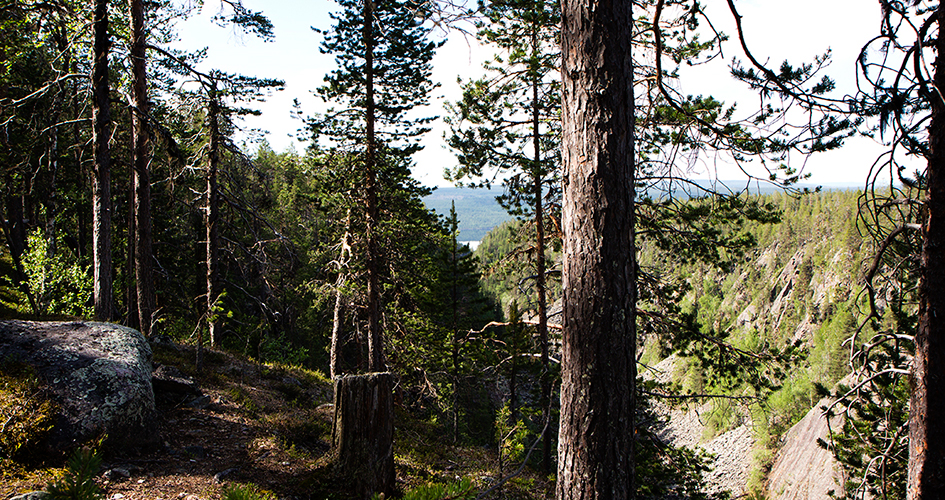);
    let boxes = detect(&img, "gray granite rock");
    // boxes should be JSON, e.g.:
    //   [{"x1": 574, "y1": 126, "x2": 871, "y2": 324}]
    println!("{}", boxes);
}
[{"x1": 0, "y1": 320, "x2": 159, "y2": 452}]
